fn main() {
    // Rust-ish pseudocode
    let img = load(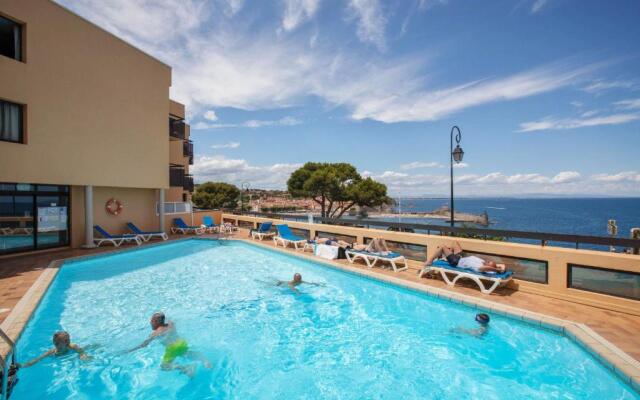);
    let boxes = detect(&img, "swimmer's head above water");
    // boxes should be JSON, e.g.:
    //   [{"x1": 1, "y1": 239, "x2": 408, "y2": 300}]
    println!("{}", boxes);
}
[
  {"x1": 151, "y1": 312, "x2": 168, "y2": 329},
  {"x1": 52, "y1": 331, "x2": 71, "y2": 352},
  {"x1": 475, "y1": 313, "x2": 490, "y2": 326},
  {"x1": 292, "y1": 273, "x2": 302, "y2": 283}
]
